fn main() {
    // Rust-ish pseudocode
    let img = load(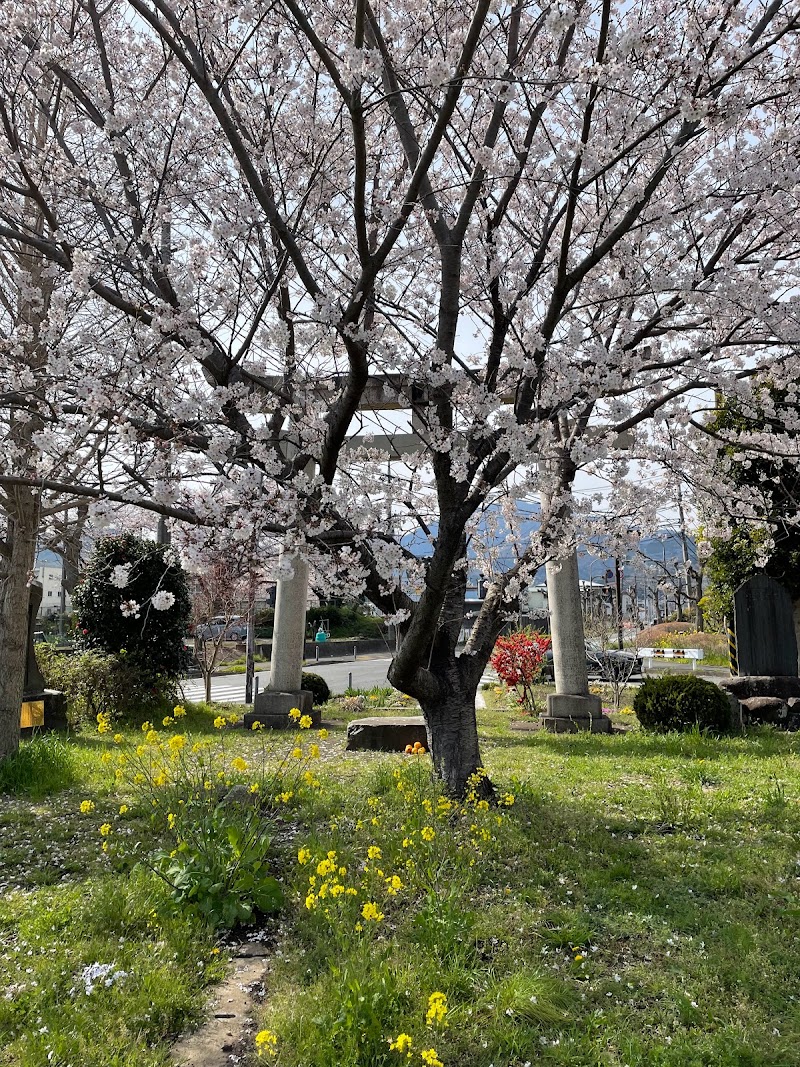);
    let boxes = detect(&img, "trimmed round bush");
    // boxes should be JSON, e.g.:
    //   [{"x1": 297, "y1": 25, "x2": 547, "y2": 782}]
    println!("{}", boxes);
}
[
  {"x1": 301, "y1": 672, "x2": 331, "y2": 707},
  {"x1": 633, "y1": 674, "x2": 732, "y2": 733},
  {"x1": 73, "y1": 533, "x2": 192, "y2": 682}
]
